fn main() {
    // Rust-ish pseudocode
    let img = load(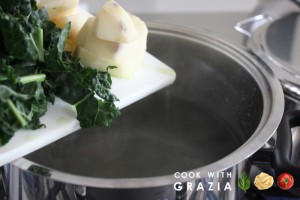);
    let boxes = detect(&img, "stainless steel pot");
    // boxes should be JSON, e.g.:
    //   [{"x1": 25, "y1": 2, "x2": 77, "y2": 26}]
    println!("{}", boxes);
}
[
  {"x1": 234, "y1": 1, "x2": 300, "y2": 197},
  {"x1": 2, "y1": 23, "x2": 284, "y2": 200},
  {"x1": 235, "y1": 0, "x2": 300, "y2": 99}
]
